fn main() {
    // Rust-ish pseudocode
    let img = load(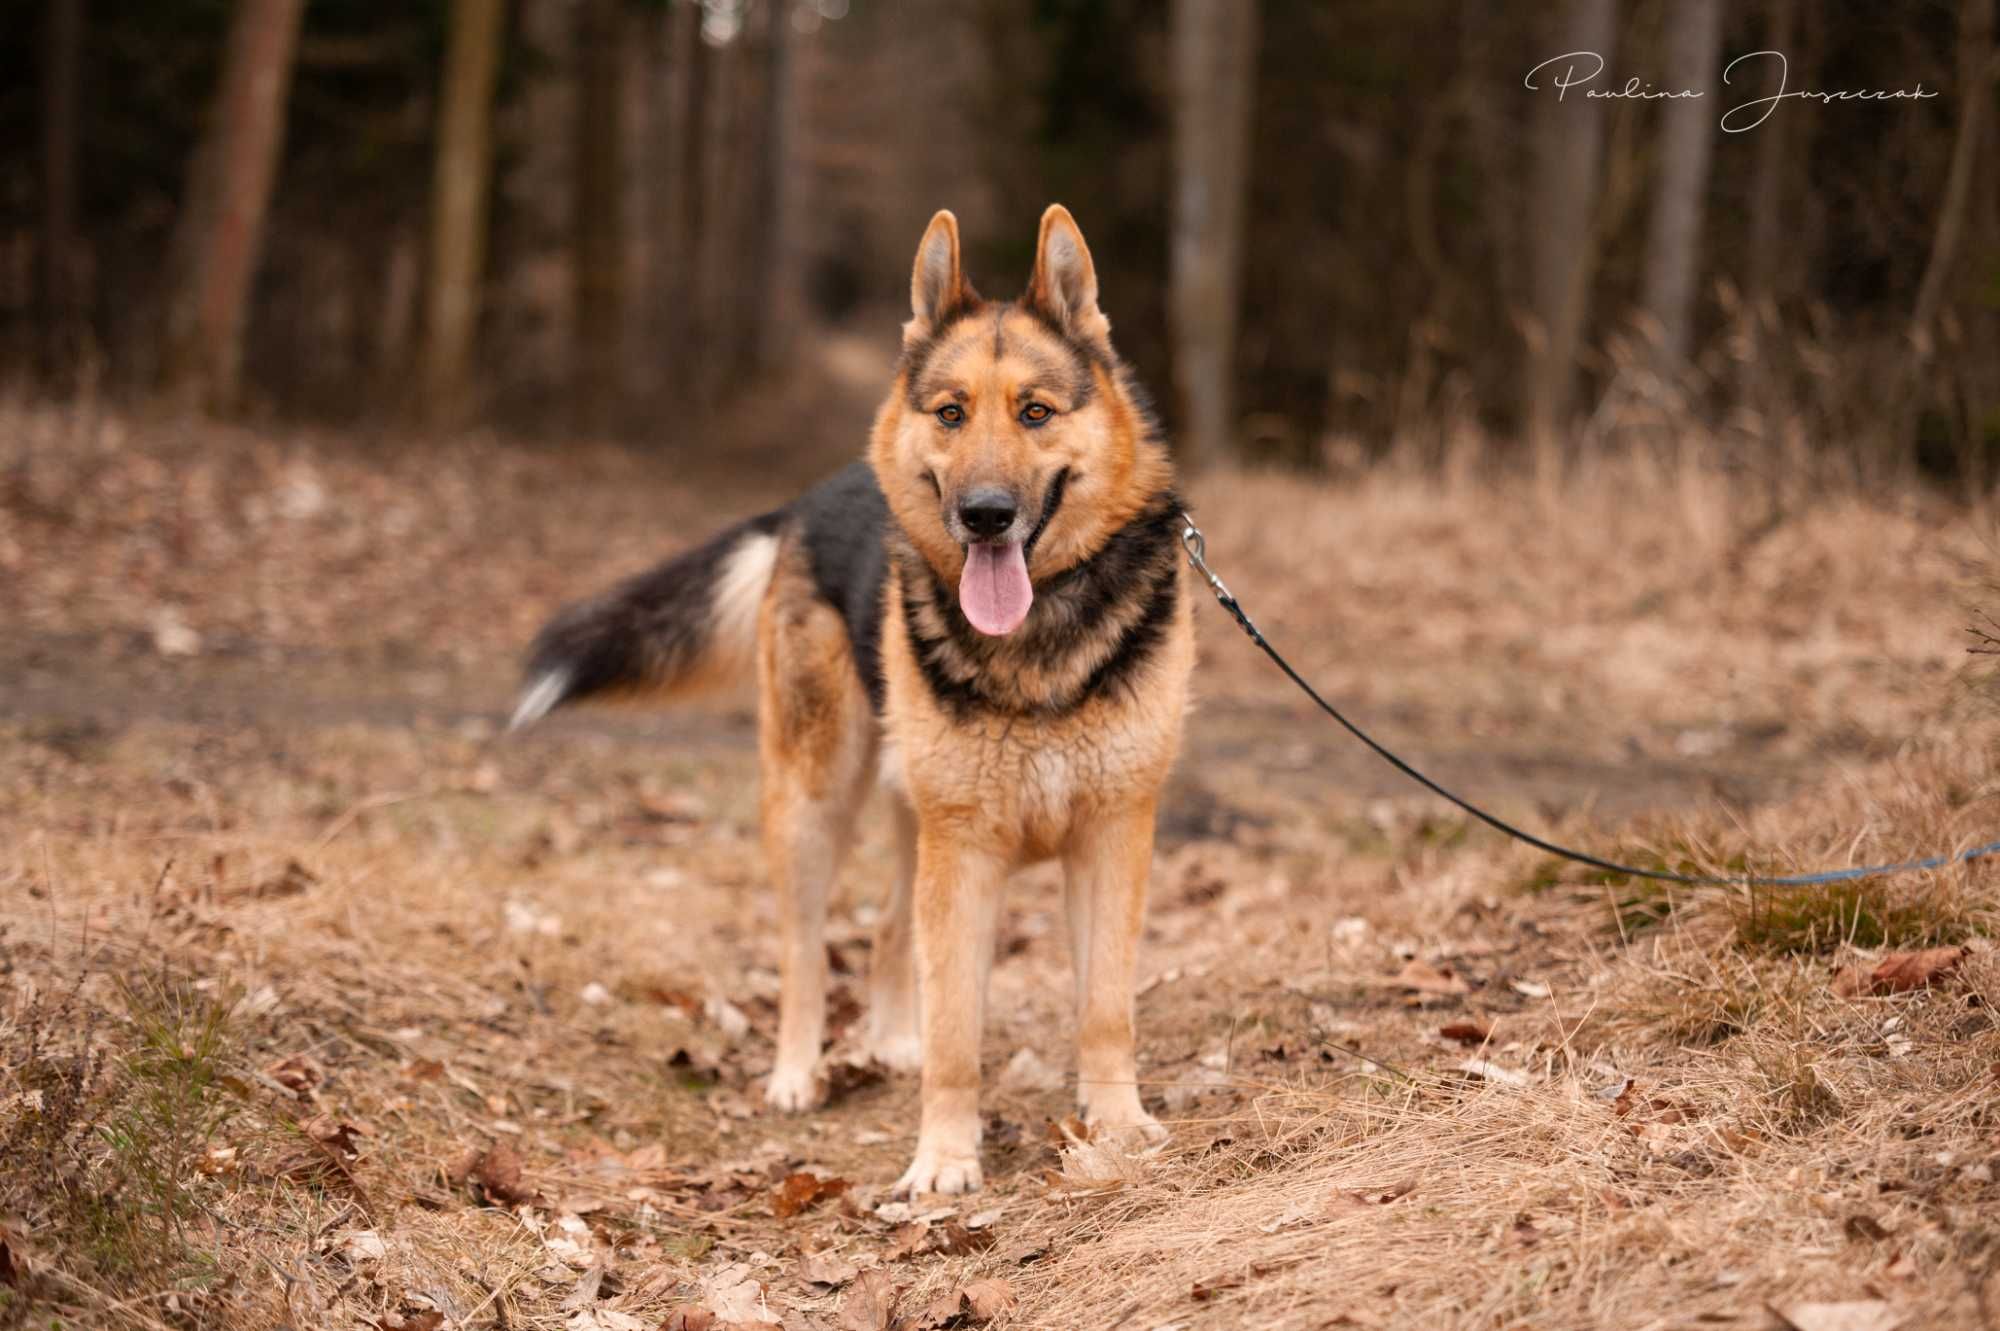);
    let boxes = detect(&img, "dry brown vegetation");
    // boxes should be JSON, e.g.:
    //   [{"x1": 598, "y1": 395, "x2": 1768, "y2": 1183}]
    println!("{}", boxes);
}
[{"x1": 4, "y1": 403, "x2": 2000, "y2": 1330}]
